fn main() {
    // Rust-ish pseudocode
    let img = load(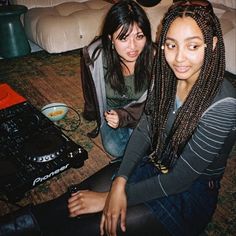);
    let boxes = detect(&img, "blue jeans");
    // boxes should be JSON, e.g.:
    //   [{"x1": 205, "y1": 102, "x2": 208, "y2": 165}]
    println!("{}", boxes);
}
[
  {"x1": 127, "y1": 158, "x2": 220, "y2": 236},
  {"x1": 100, "y1": 121, "x2": 132, "y2": 158}
]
